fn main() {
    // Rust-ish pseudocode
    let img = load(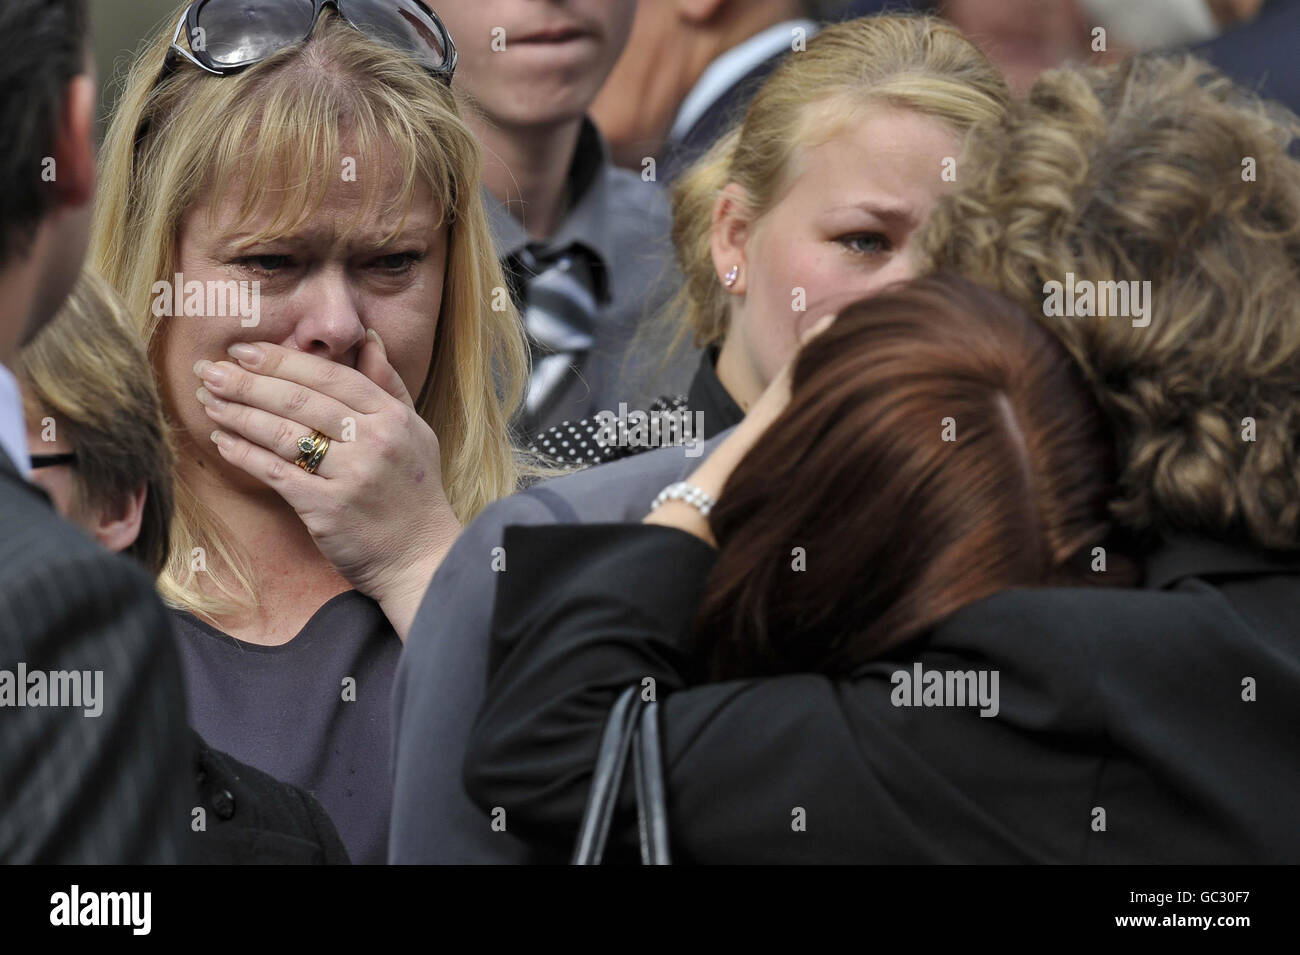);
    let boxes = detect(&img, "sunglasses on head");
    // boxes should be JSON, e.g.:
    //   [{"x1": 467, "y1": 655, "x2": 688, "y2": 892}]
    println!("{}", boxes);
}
[{"x1": 165, "y1": 0, "x2": 457, "y2": 83}]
